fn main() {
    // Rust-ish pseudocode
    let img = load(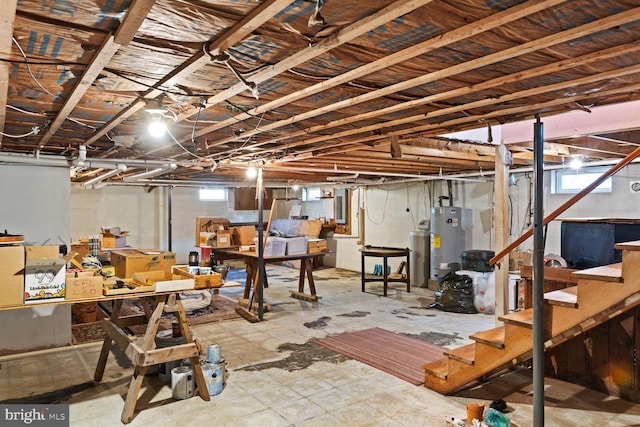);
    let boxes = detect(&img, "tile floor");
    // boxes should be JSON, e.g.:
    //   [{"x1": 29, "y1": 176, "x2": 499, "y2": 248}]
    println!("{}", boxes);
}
[{"x1": 1, "y1": 264, "x2": 640, "y2": 426}]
